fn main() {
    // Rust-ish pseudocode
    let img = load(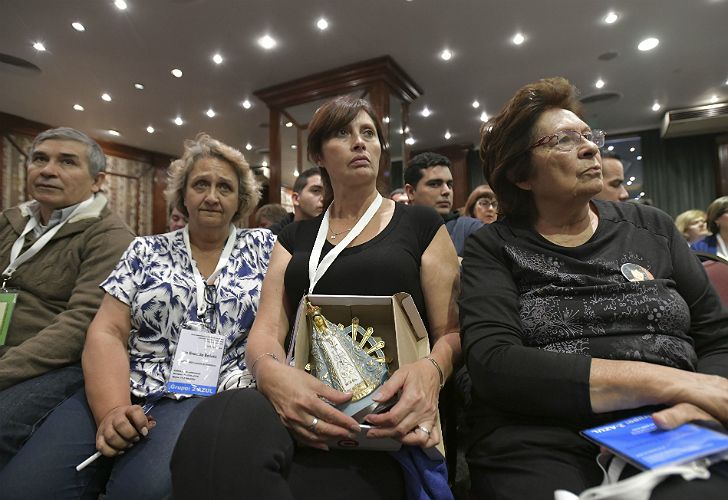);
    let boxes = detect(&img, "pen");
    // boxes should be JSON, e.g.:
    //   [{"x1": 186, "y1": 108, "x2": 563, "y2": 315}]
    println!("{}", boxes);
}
[{"x1": 75, "y1": 397, "x2": 160, "y2": 472}]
